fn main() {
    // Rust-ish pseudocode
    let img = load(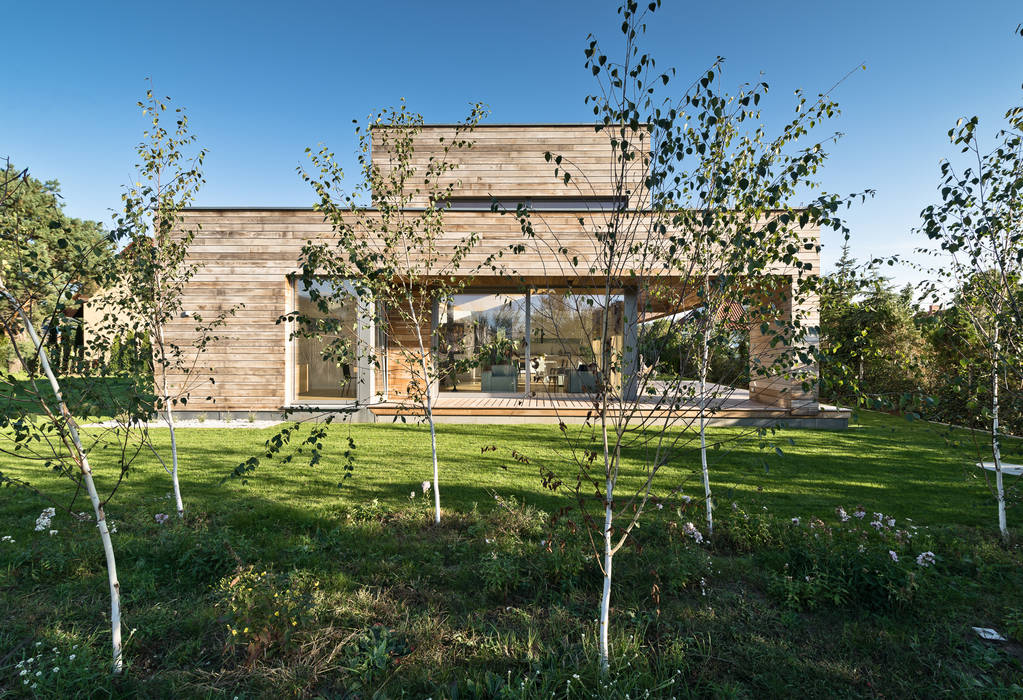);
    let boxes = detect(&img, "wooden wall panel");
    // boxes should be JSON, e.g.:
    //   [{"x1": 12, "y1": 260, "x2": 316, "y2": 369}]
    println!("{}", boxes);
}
[
  {"x1": 371, "y1": 125, "x2": 649, "y2": 207},
  {"x1": 164, "y1": 165, "x2": 819, "y2": 413}
]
